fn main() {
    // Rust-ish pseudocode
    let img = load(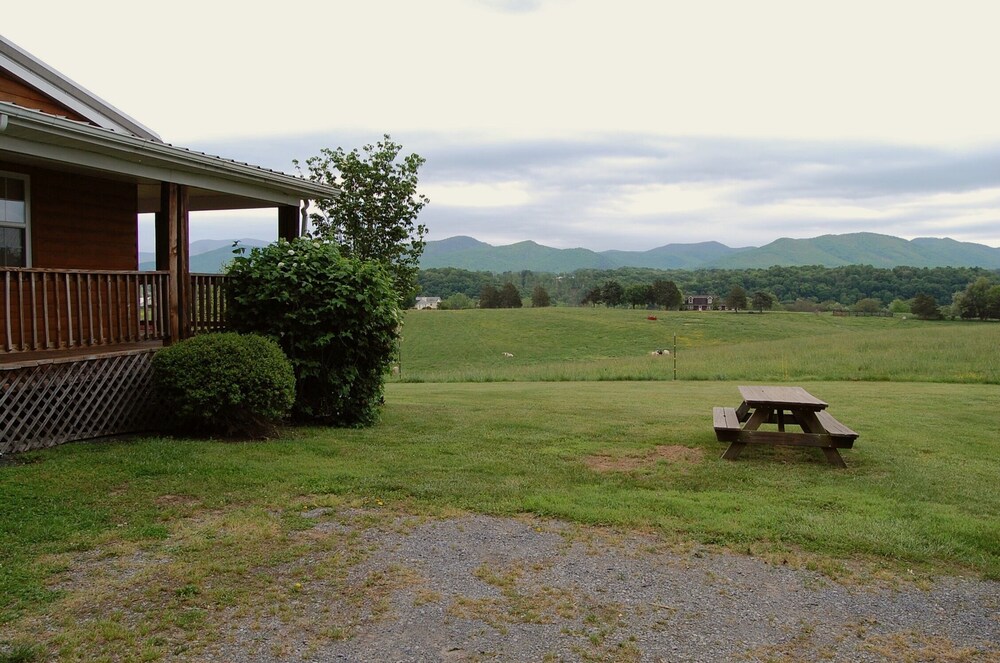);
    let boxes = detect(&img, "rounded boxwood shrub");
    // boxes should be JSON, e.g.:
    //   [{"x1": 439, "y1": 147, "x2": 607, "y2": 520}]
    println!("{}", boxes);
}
[
  {"x1": 226, "y1": 237, "x2": 400, "y2": 426},
  {"x1": 152, "y1": 332, "x2": 295, "y2": 438}
]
